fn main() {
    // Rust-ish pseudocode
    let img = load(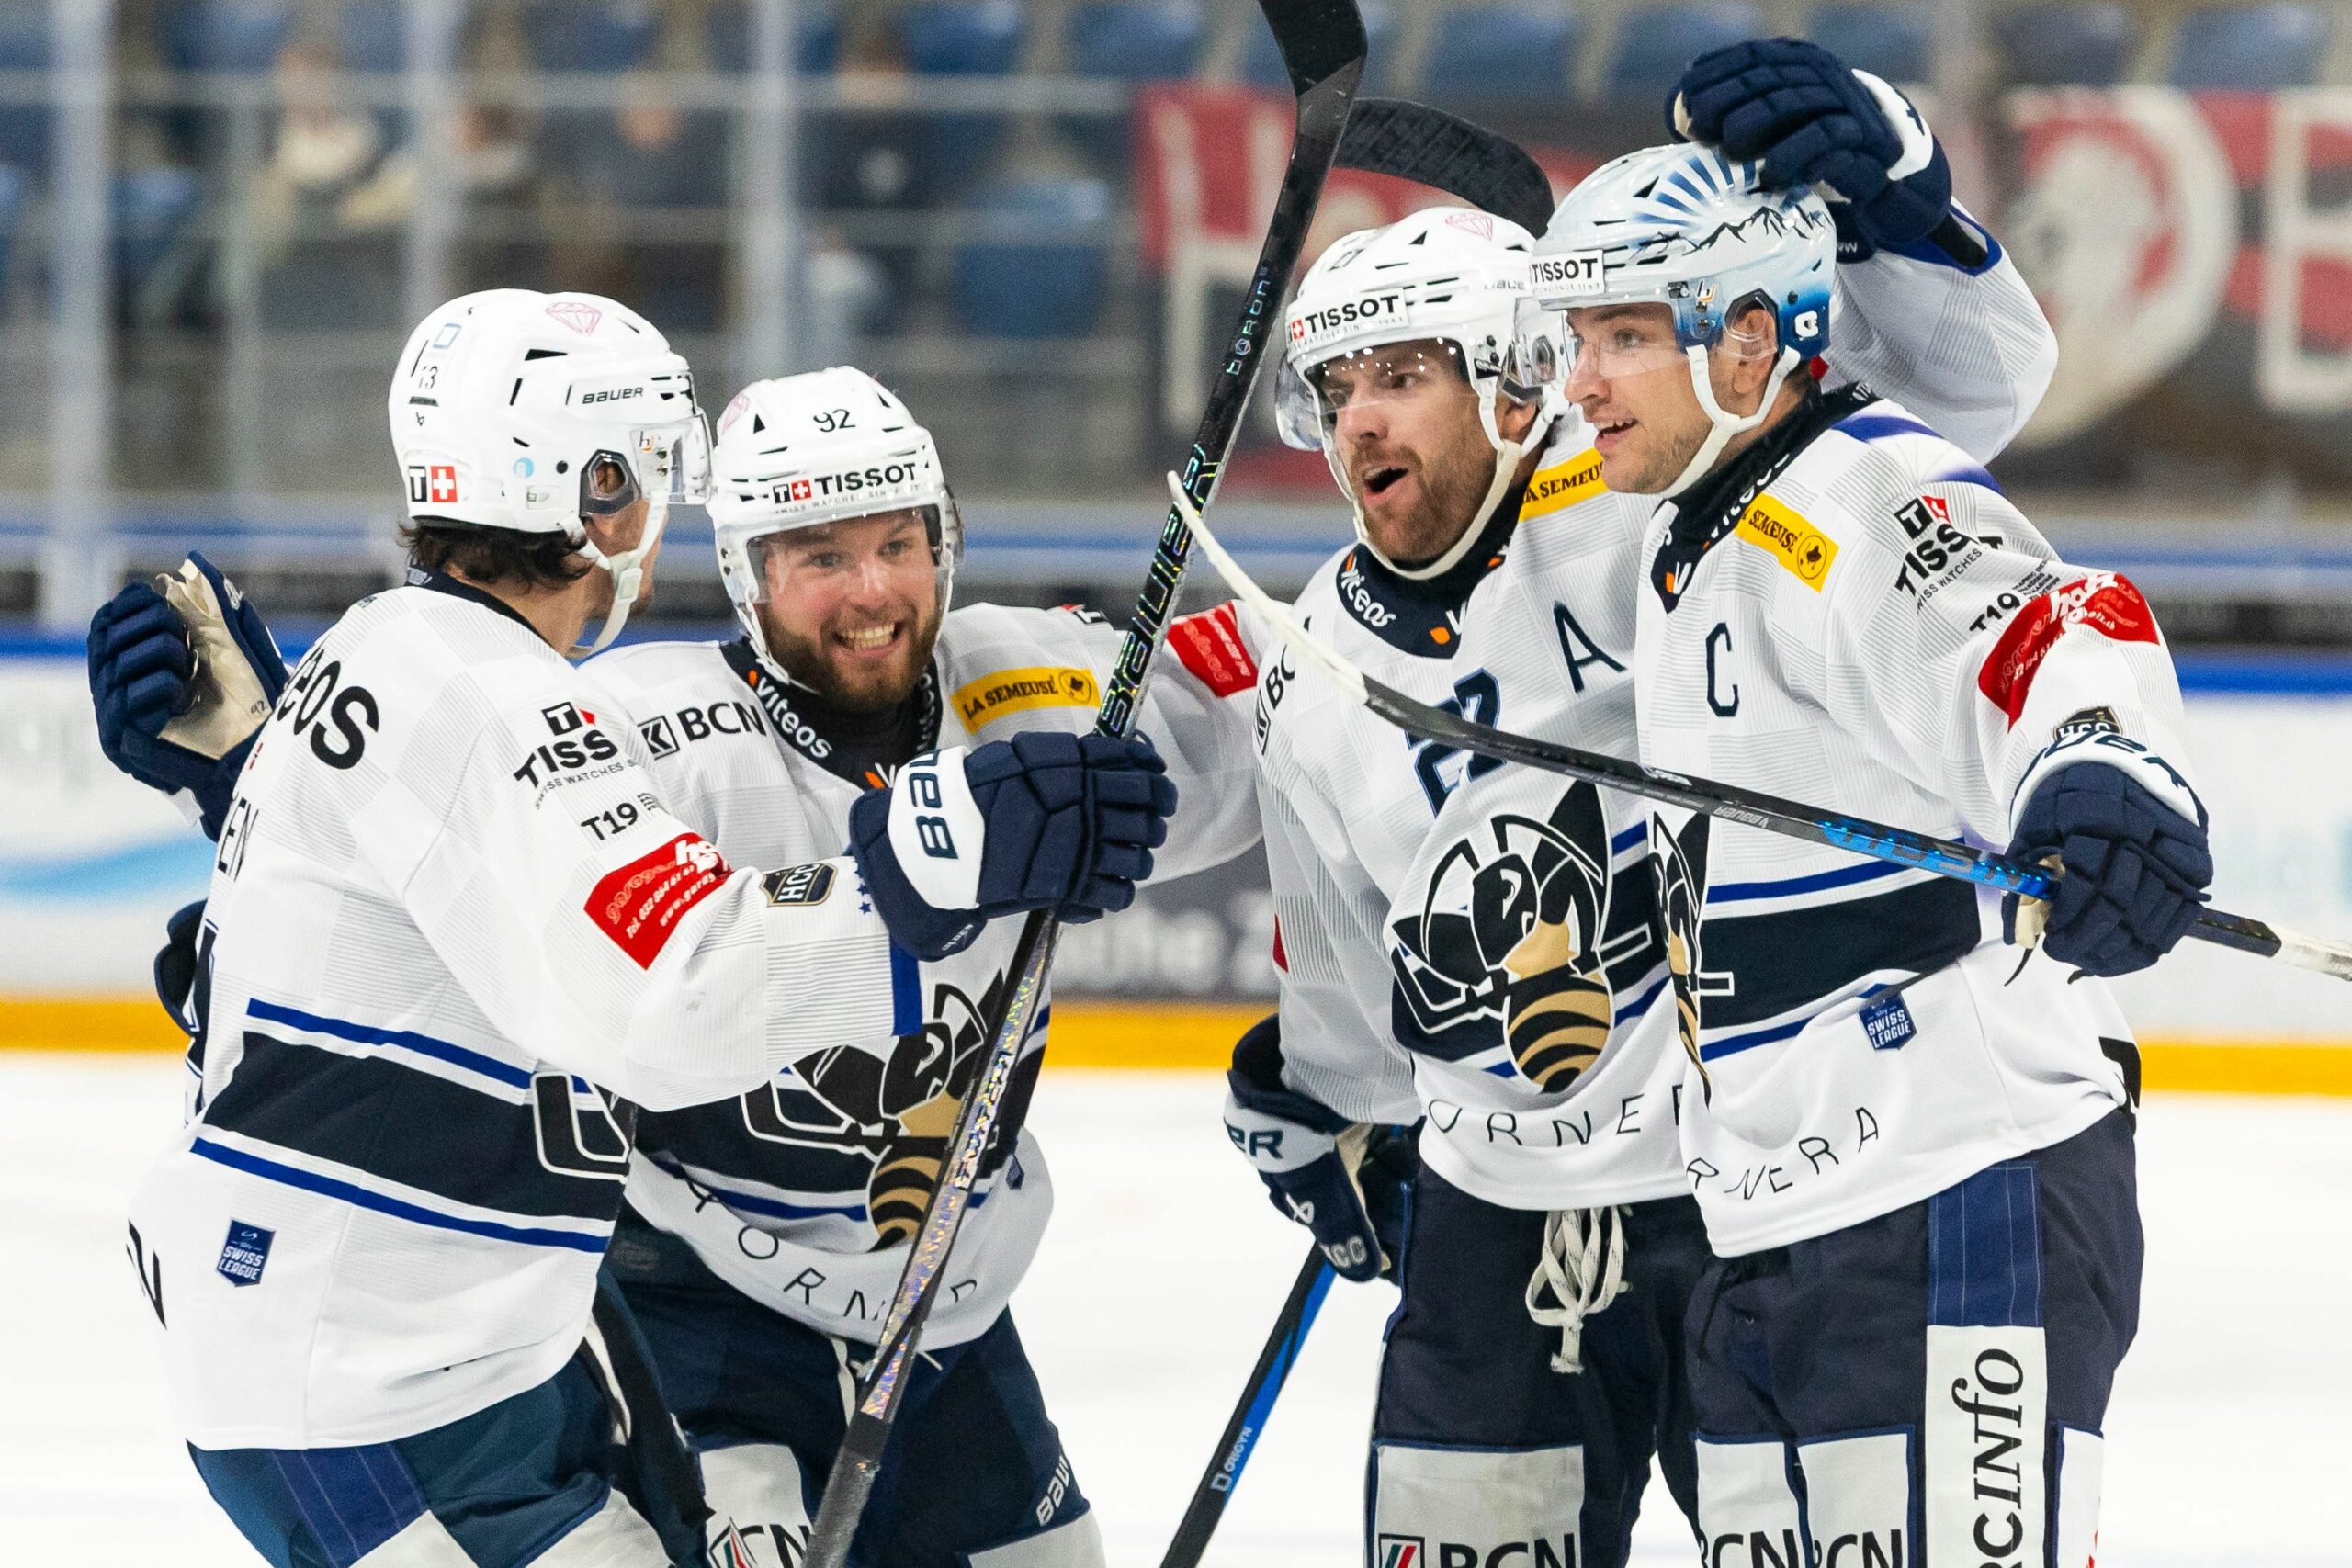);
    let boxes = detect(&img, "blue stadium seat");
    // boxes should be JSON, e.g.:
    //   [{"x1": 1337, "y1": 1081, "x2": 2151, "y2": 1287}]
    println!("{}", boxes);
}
[
  {"x1": 1424, "y1": 5, "x2": 1585, "y2": 111},
  {"x1": 1068, "y1": 2, "x2": 1208, "y2": 79},
  {"x1": 1606, "y1": 1, "x2": 1765, "y2": 100},
  {"x1": 1061, "y1": 3, "x2": 1209, "y2": 164},
  {"x1": 520, "y1": 0, "x2": 664, "y2": 73},
  {"x1": 0, "y1": 3, "x2": 50, "y2": 177},
  {"x1": 159, "y1": 1, "x2": 296, "y2": 73},
  {"x1": 113, "y1": 168, "x2": 202, "y2": 302},
  {"x1": 1806, "y1": 2, "x2": 1930, "y2": 83},
  {"x1": 703, "y1": 1, "x2": 844, "y2": 73},
  {"x1": 2170, "y1": 3, "x2": 2329, "y2": 89},
  {"x1": 1993, "y1": 3, "x2": 2137, "y2": 86},
  {"x1": 953, "y1": 175, "x2": 1113, "y2": 339},
  {"x1": 898, "y1": 3, "x2": 1030, "y2": 198},
  {"x1": 1240, "y1": 0, "x2": 1396, "y2": 91},
  {"x1": 0, "y1": 163, "x2": 25, "y2": 304},
  {"x1": 899, "y1": 1, "x2": 1028, "y2": 74}
]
